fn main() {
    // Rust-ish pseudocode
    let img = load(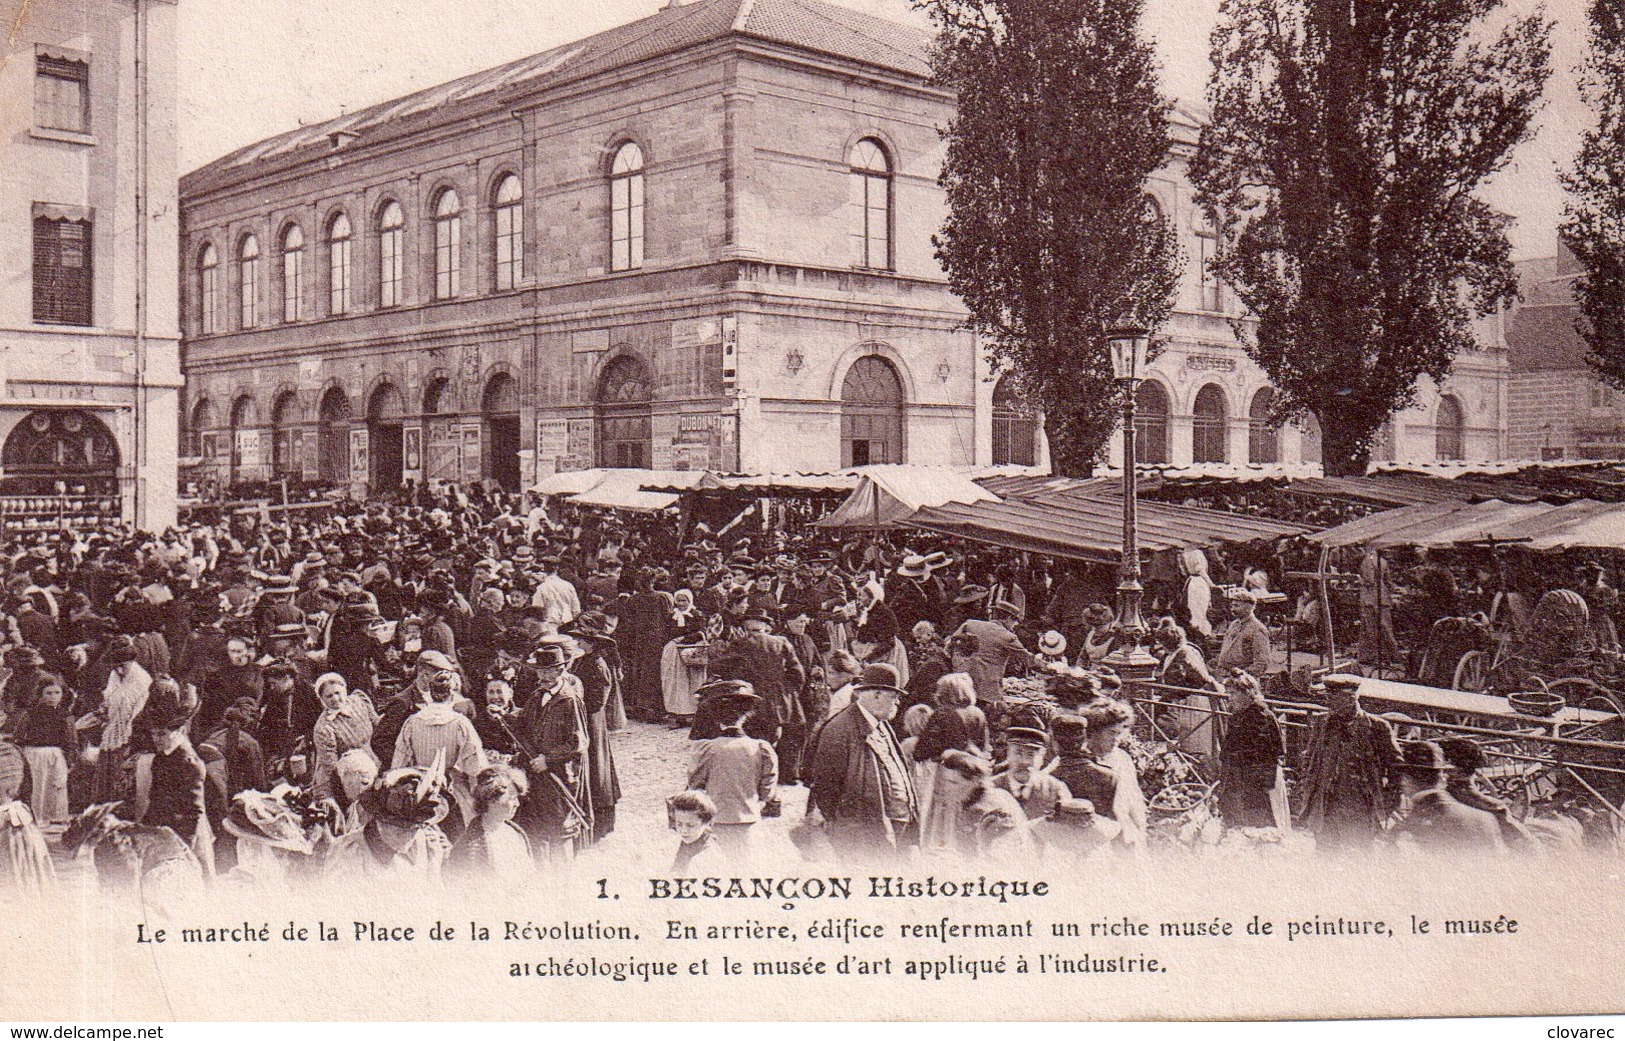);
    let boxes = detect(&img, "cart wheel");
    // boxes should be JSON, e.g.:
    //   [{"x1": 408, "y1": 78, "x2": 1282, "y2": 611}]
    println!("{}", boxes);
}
[
  {"x1": 1544, "y1": 677, "x2": 1617, "y2": 710},
  {"x1": 1453, "y1": 650, "x2": 1487, "y2": 692}
]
